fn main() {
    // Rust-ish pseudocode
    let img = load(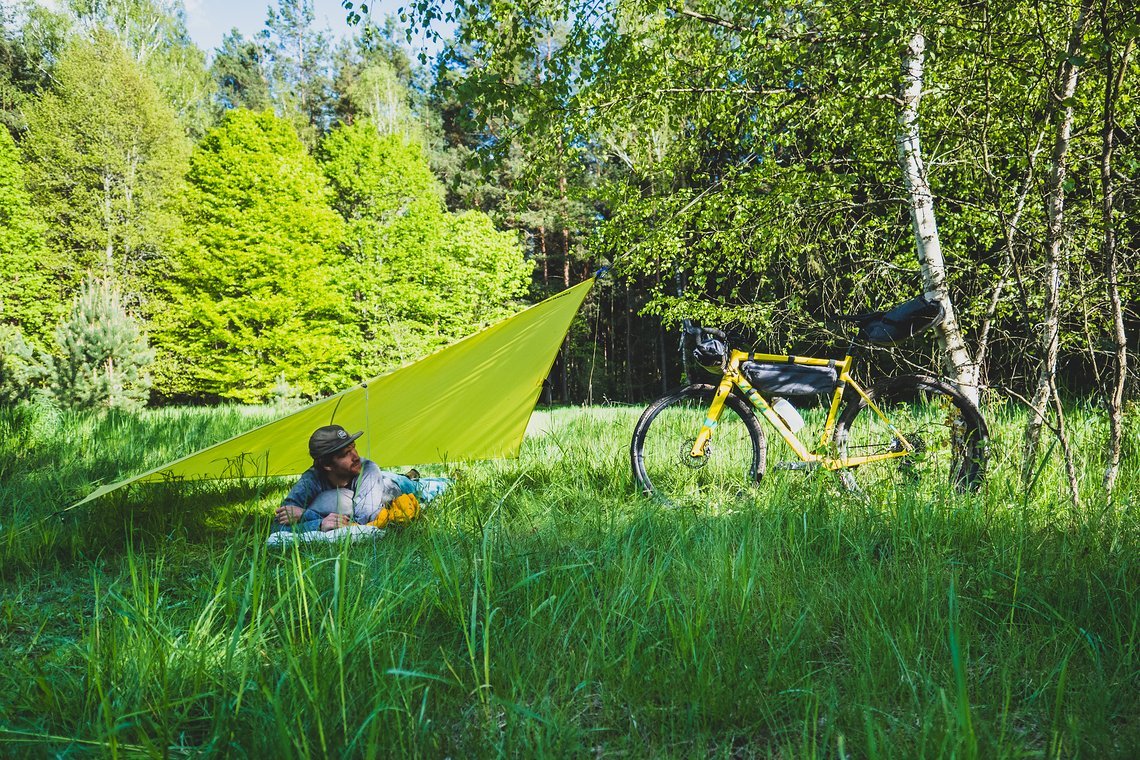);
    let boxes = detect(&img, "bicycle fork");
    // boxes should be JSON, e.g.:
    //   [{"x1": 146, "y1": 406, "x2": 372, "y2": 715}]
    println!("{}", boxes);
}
[{"x1": 688, "y1": 376, "x2": 736, "y2": 458}]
